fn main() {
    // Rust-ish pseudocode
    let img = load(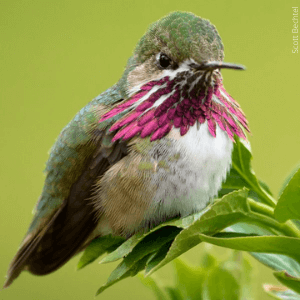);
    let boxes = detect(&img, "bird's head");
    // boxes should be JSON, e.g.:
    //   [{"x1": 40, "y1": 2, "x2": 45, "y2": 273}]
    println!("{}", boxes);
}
[{"x1": 100, "y1": 12, "x2": 249, "y2": 142}]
